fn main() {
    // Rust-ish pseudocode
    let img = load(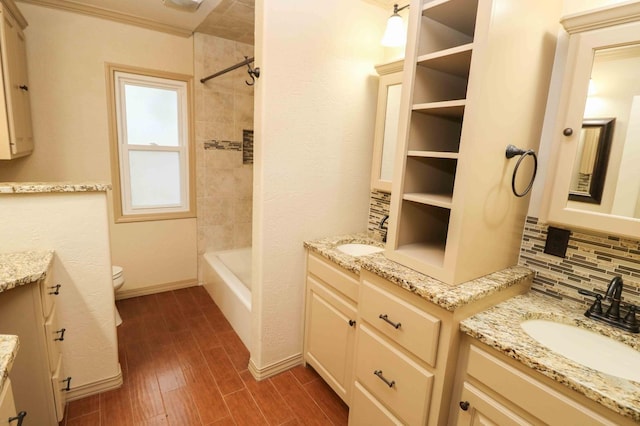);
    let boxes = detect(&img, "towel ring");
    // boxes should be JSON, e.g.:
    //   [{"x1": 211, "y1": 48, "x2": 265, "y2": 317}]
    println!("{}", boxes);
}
[{"x1": 506, "y1": 144, "x2": 538, "y2": 197}]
